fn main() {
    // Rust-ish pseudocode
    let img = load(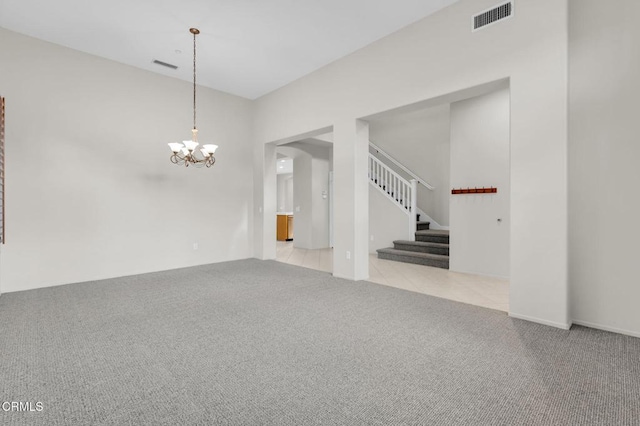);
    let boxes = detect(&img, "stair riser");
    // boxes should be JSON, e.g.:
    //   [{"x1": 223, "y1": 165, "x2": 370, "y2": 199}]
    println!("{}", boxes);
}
[
  {"x1": 393, "y1": 243, "x2": 449, "y2": 256},
  {"x1": 416, "y1": 223, "x2": 430, "y2": 231},
  {"x1": 378, "y1": 252, "x2": 449, "y2": 269},
  {"x1": 415, "y1": 235, "x2": 449, "y2": 244}
]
